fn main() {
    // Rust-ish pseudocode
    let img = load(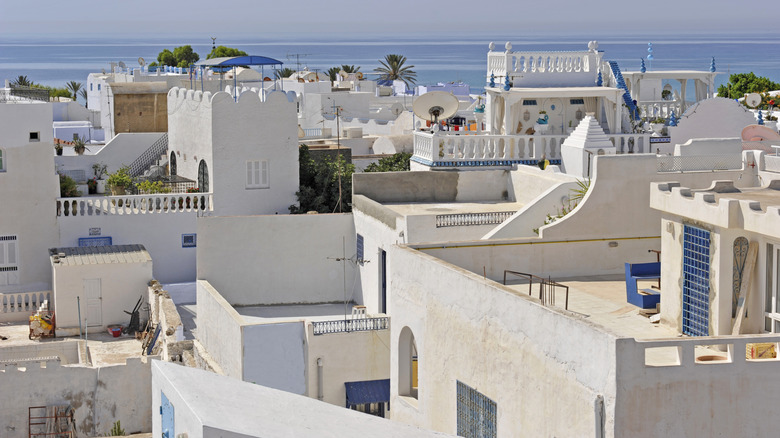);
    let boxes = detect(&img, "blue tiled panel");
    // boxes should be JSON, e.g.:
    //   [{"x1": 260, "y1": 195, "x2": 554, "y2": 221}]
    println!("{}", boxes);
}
[
  {"x1": 457, "y1": 380, "x2": 497, "y2": 438},
  {"x1": 682, "y1": 225, "x2": 711, "y2": 336}
]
